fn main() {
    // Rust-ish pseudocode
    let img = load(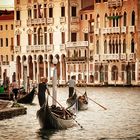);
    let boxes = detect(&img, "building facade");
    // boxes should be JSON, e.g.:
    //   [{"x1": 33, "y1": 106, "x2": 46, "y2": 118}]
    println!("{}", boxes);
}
[
  {"x1": 14, "y1": 0, "x2": 140, "y2": 86},
  {"x1": 0, "y1": 10, "x2": 15, "y2": 84}
]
